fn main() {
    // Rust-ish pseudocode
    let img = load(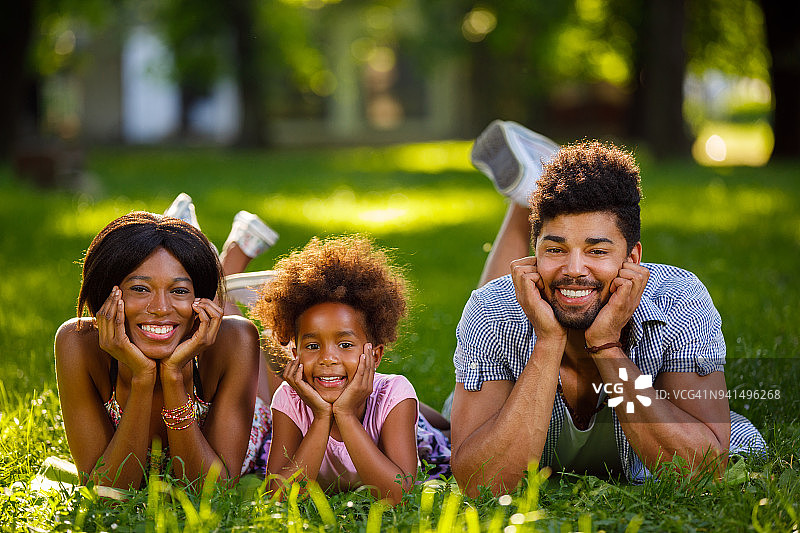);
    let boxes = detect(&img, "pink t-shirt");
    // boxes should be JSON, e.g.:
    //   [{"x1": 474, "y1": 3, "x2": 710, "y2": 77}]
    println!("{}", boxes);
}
[{"x1": 270, "y1": 373, "x2": 419, "y2": 491}]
